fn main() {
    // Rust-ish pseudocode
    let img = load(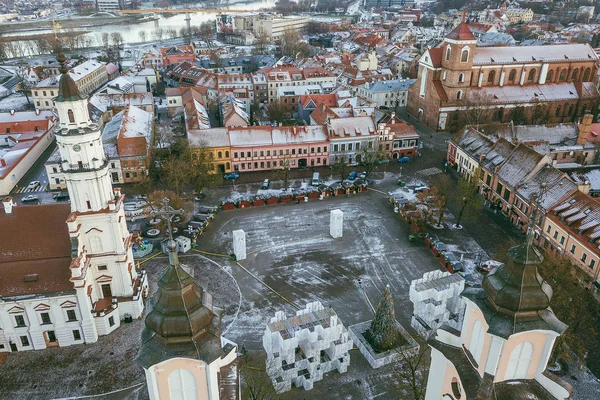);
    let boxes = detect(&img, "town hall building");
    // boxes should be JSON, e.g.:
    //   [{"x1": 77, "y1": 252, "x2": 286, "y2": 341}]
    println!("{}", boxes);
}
[
  {"x1": 407, "y1": 21, "x2": 600, "y2": 131},
  {"x1": 0, "y1": 52, "x2": 148, "y2": 353}
]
